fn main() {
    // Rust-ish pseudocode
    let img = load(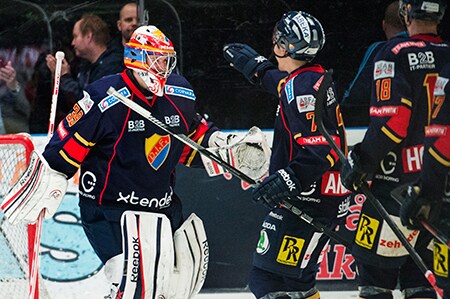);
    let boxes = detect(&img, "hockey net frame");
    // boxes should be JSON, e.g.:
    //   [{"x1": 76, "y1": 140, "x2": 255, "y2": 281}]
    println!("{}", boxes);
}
[{"x1": 0, "y1": 134, "x2": 50, "y2": 299}]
